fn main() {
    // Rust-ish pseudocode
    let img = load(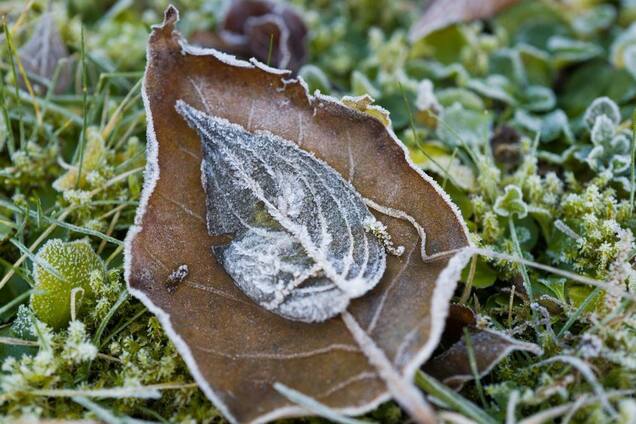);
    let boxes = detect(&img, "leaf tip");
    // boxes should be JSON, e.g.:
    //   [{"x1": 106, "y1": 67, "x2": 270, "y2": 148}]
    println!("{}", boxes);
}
[{"x1": 160, "y1": 4, "x2": 180, "y2": 30}]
